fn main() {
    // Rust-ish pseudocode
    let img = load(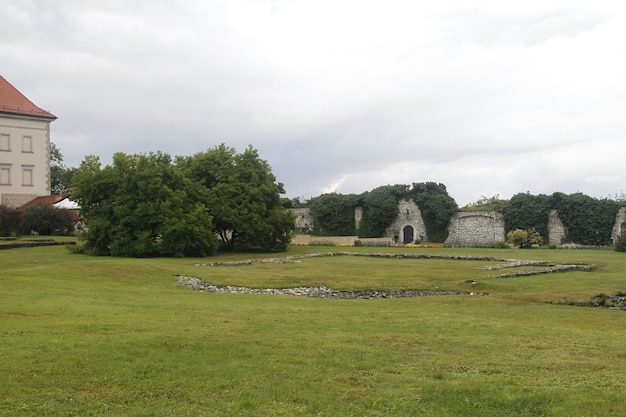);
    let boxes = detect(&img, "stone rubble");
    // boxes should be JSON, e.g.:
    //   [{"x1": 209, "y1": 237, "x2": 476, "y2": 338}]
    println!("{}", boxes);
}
[
  {"x1": 196, "y1": 251, "x2": 514, "y2": 267},
  {"x1": 179, "y1": 252, "x2": 595, "y2": 297},
  {"x1": 175, "y1": 275, "x2": 485, "y2": 299}
]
